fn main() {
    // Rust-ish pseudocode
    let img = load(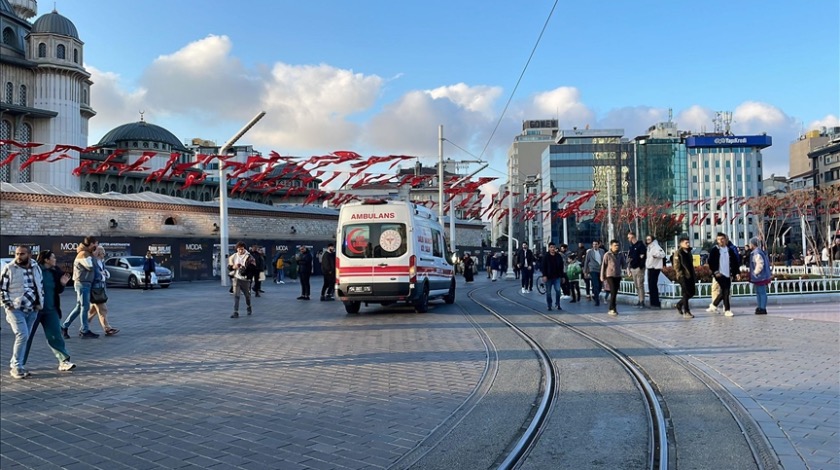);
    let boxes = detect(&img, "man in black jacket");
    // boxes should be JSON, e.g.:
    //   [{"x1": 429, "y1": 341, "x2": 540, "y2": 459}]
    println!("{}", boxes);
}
[
  {"x1": 673, "y1": 237, "x2": 696, "y2": 319},
  {"x1": 541, "y1": 242, "x2": 564, "y2": 311},
  {"x1": 707, "y1": 233, "x2": 739, "y2": 316},
  {"x1": 250, "y1": 246, "x2": 266, "y2": 296},
  {"x1": 516, "y1": 242, "x2": 536, "y2": 293},
  {"x1": 626, "y1": 232, "x2": 646, "y2": 307},
  {"x1": 296, "y1": 246, "x2": 313, "y2": 300},
  {"x1": 320, "y1": 243, "x2": 336, "y2": 301}
]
